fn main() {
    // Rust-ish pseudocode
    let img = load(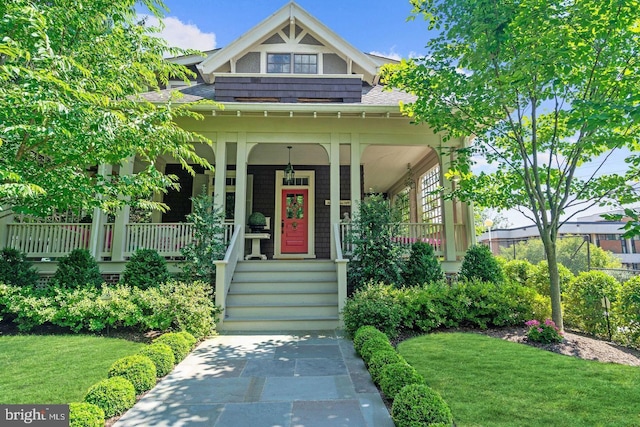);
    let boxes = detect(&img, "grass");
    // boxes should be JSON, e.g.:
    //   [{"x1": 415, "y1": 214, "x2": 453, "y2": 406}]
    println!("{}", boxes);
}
[
  {"x1": 398, "y1": 333, "x2": 640, "y2": 427},
  {"x1": 0, "y1": 335, "x2": 146, "y2": 404}
]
